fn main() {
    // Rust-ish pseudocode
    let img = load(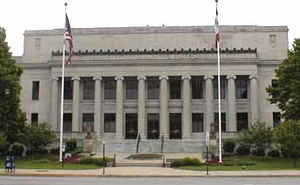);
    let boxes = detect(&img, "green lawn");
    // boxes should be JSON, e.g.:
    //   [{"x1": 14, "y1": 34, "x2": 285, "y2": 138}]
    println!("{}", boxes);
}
[
  {"x1": 0, "y1": 155, "x2": 100, "y2": 170},
  {"x1": 179, "y1": 156, "x2": 300, "y2": 171}
]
